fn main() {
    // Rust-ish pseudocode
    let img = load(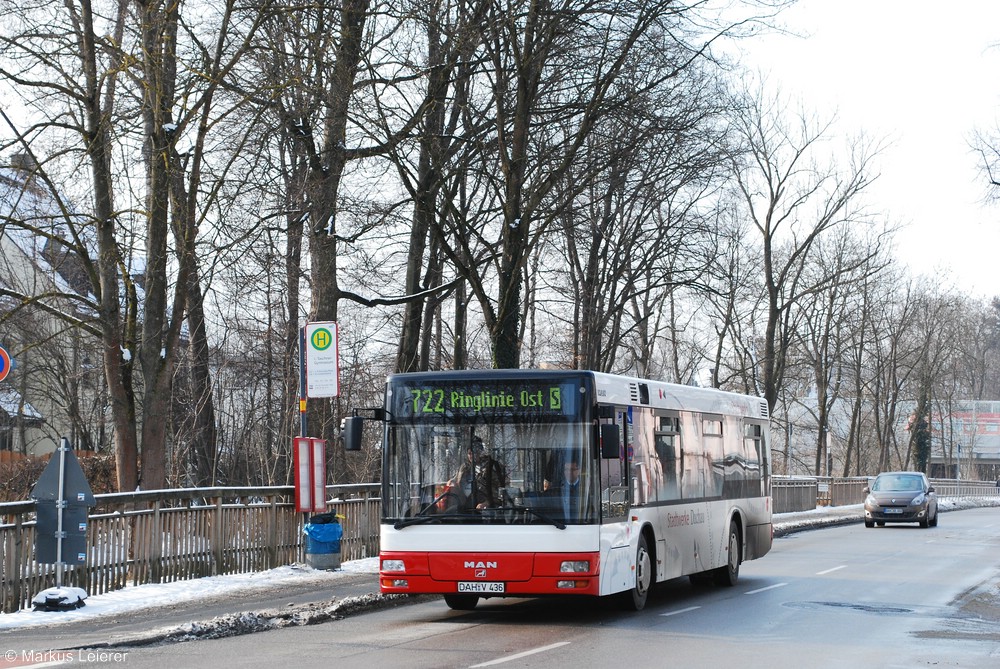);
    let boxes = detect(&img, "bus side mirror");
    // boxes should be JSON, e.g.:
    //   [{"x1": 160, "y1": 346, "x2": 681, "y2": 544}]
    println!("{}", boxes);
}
[
  {"x1": 340, "y1": 416, "x2": 364, "y2": 452},
  {"x1": 600, "y1": 423, "x2": 620, "y2": 459}
]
